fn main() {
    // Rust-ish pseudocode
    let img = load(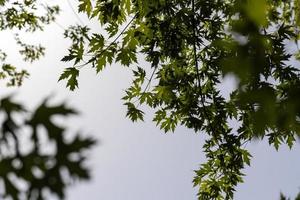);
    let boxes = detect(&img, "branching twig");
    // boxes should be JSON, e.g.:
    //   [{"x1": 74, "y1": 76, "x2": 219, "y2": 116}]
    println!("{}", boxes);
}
[{"x1": 75, "y1": 13, "x2": 138, "y2": 69}]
